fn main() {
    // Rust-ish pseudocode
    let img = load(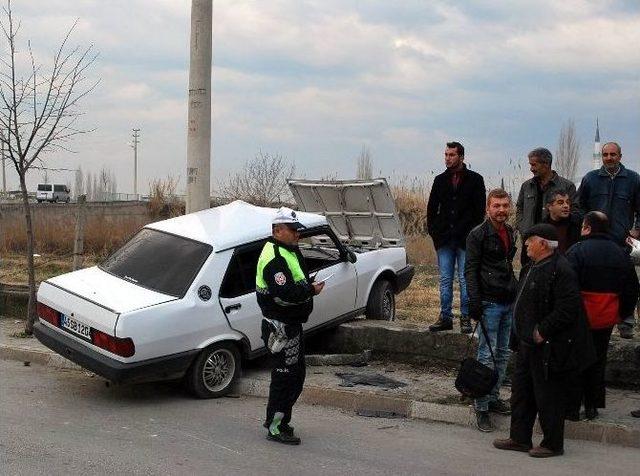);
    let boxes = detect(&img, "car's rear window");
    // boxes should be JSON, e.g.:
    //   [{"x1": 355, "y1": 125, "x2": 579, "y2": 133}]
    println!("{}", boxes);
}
[
  {"x1": 100, "y1": 228, "x2": 212, "y2": 297},
  {"x1": 38, "y1": 184, "x2": 52, "y2": 191}
]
